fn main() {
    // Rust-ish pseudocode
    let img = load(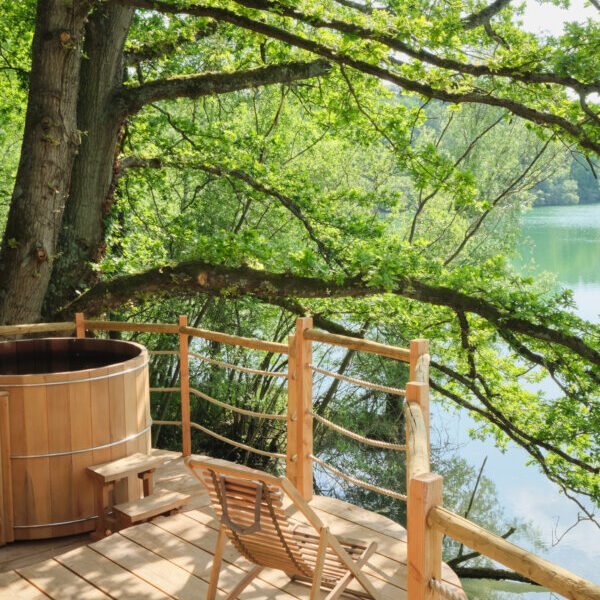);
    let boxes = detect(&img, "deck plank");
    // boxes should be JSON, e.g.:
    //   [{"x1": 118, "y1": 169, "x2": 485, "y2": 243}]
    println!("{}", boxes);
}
[
  {"x1": 309, "y1": 496, "x2": 407, "y2": 542},
  {"x1": 0, "y1": 451, "x2": 466, "y2": 600},
  {"x1": 55, "y1": 545, "x2": 168, "y2": 599},
  {"x1": 17, "y1": 559, "x2": 110, "y2": 599},
  {"x1": 0, "y1": 570, "x2": 49, "y2": 599},
  {"x1": 90, "y1": 532, "x2": 212, "y2": 599},
  {"x1": 121, "y1": 522, "x2": 300, "y2": 599},
  {"x1": 183, "y1": 505, "x2": 407, "y2": 582},
  {"x1": 157, "y1": 510, "x2": 405, "y2": 599},
  {"x1": 152, "y1": 512, "x2": 327, "y2": 599}
]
